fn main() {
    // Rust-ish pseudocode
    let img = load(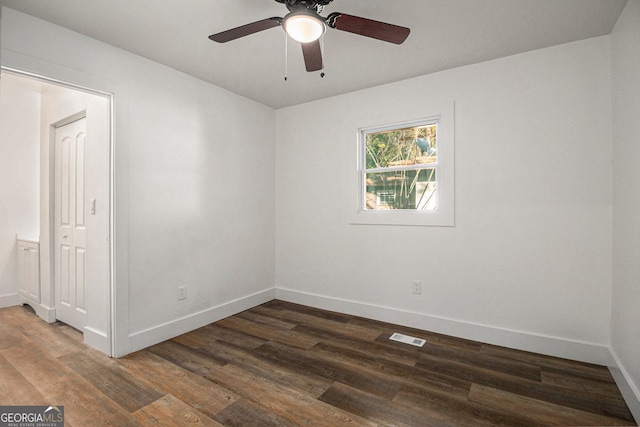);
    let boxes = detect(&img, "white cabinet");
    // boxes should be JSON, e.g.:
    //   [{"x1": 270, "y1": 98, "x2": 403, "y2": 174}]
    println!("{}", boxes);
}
[{"x1": 17, "y1": 239, "x2": 40, "y2": 303}]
